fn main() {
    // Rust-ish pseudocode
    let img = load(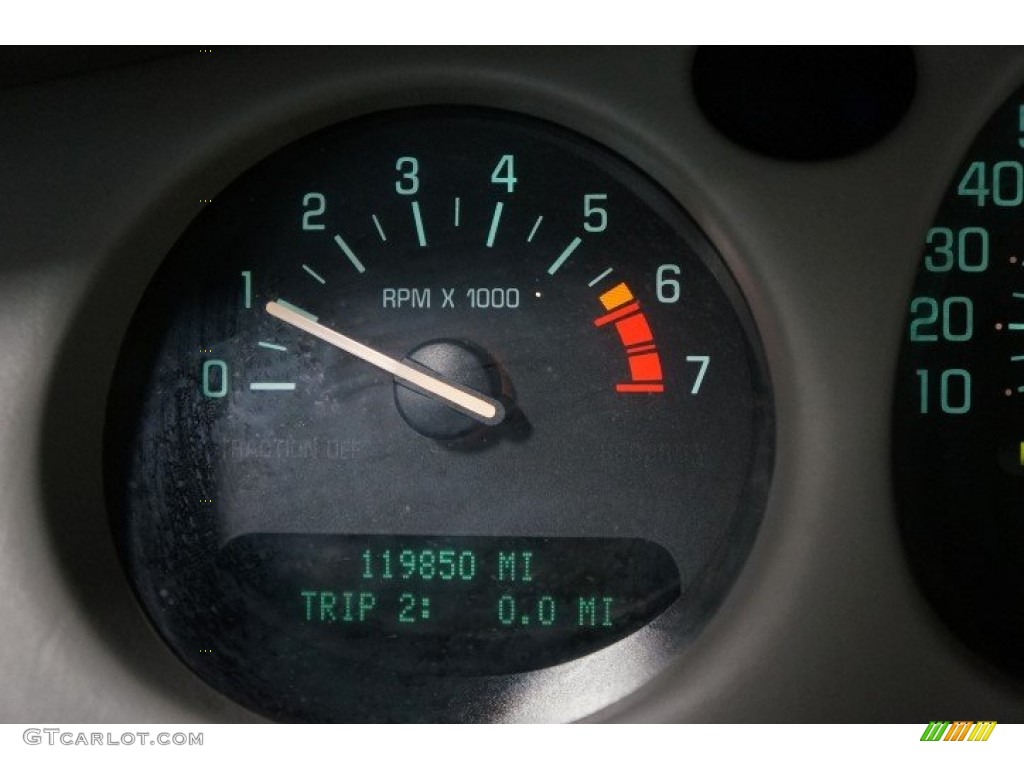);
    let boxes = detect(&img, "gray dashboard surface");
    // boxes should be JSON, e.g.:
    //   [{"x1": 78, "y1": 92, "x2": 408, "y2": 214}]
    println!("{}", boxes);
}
[{"x1": 1, "y1": 46, "x2": 1023, "y2": 722}]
